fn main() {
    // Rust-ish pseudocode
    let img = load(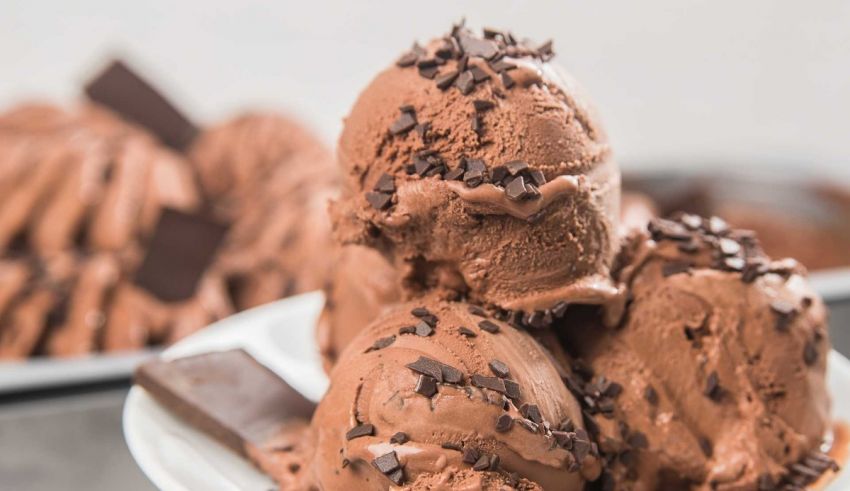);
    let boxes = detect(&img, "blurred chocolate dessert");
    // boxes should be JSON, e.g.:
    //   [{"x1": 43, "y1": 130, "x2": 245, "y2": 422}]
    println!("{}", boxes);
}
[{"x1": 0, "y1": 60, "x2": 337, "y2": 359}]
